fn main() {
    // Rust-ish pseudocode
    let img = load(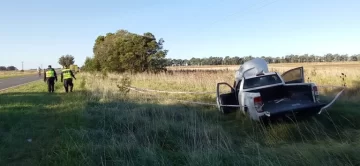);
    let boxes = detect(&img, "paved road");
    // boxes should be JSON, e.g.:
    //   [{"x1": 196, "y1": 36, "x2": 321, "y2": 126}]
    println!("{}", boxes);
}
[{"x1": 0, "y1": 70, "x2": 61, "y2": 91}]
